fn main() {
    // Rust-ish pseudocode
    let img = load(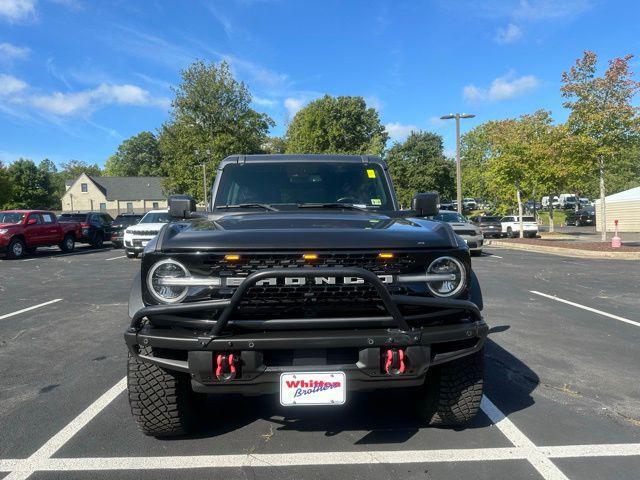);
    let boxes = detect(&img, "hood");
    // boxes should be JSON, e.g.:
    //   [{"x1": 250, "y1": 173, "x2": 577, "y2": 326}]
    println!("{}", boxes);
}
[
  {"x1": 126, "y1": 223, "x2": 167, "y2": 232},
  {"x1": 161, "y1": 211, "x2": 459, "y2": 251},
  {"x1": 448, "y1": 222, "x2": 479, "y2": 230},
  {"x1": 0, "y1": 223, "x2": 20, "y2": 230}
]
